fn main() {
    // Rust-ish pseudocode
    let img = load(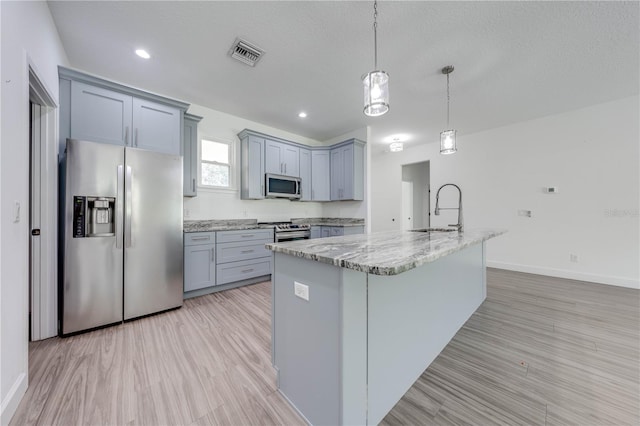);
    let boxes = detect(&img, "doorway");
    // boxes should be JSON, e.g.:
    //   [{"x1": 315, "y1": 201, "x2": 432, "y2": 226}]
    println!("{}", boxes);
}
[
  {"x1": 401, "y1": 161, "x2": 430, "y2": 230},
  {"x1": 29, "y1": 66, "x2": 58, "y2": 340}
]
